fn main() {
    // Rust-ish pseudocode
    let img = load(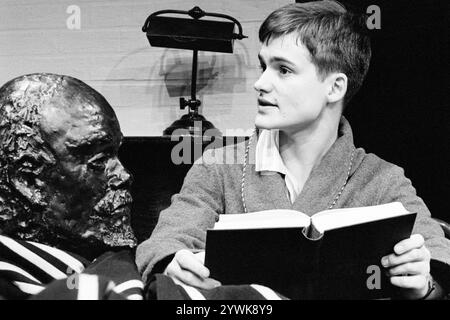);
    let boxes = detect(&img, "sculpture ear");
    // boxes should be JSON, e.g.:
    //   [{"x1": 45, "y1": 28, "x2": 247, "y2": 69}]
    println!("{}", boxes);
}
[
  {"x1": 10, "y1": 175, "x2": 46, "y2": 207},
  {"x1": 8, "y1": 155, "x2": 48, "y2": 207}
]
